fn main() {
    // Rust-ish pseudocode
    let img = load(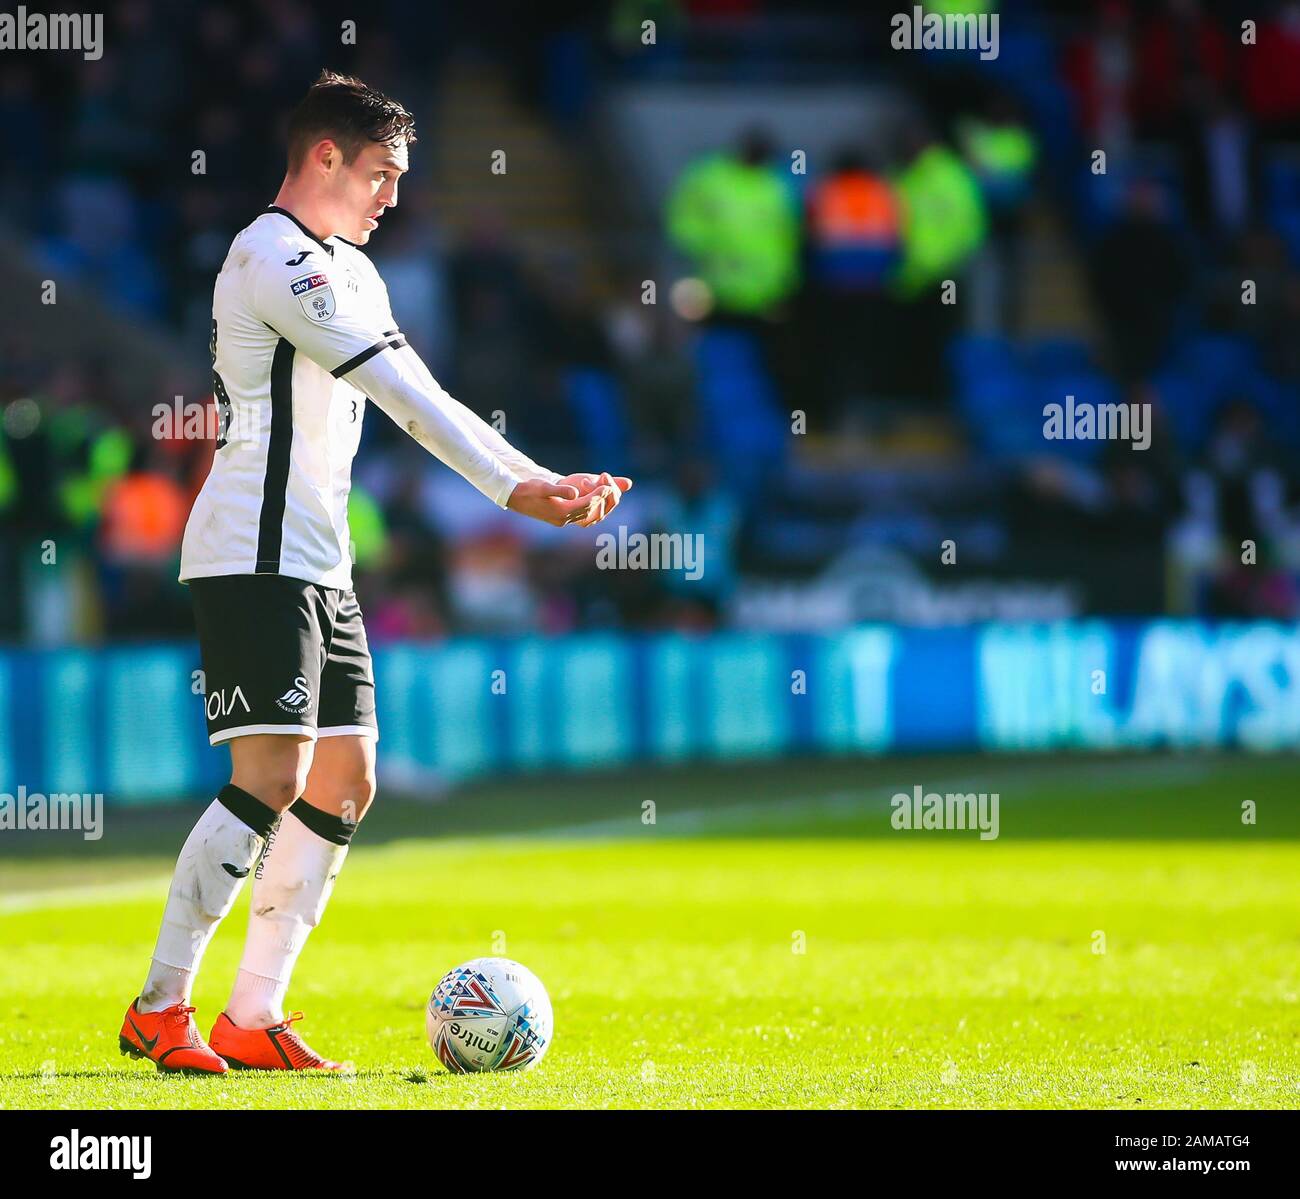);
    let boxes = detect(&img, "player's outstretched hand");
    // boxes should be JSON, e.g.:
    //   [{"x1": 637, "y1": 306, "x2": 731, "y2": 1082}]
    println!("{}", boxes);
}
[
  {"x1": 506, "y1": 479, "x2": 597, "y2": 527},
  {"x1": 508, "y1": 474, "x2": 633, "y2": 528},
  {"x1": 555, "y1": 472, "x2": 633, "y2": 528}
]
